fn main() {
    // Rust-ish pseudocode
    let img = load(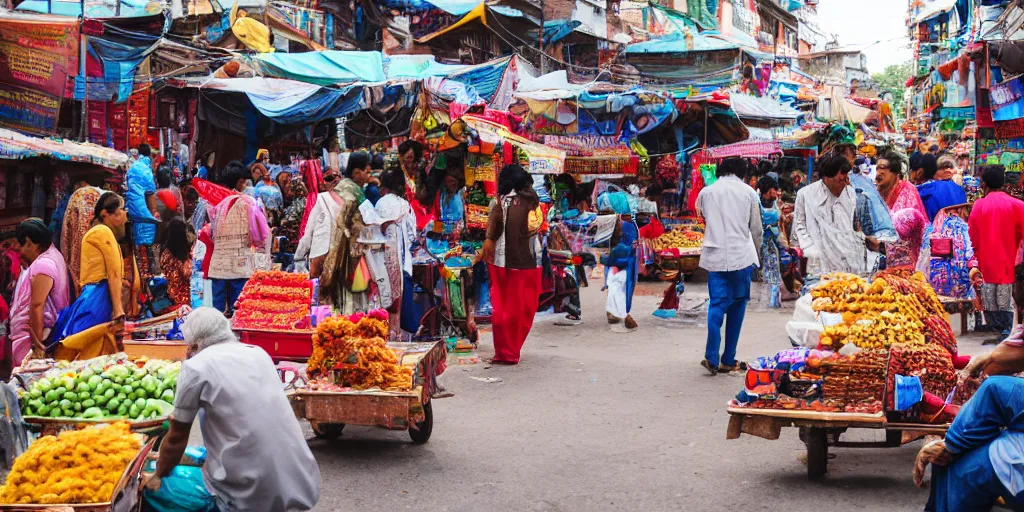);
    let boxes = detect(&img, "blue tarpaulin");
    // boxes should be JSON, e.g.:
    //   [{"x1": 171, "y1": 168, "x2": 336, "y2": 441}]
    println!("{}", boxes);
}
[
  {"x1": 17, "y1": 0, "x2": 154, "y2": 17},
  {"x1": 251, "y1": 51, "x2": 386, "y2": 86},
  {"x1": 446, "y1": 56, "x2": 511, "y2": 102},
  {"x1": 625, "y1": 31, "x2": 737, "y2": 54},
  {"x1": 386, "y1": 55, "x2": 467, "y2": 79},
  {"x1": 377, "y1": 0, "x2": 479, "y2": 14},
  {"x1": 195, "y1": 78, "x2": 367, "y2": 125}
]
